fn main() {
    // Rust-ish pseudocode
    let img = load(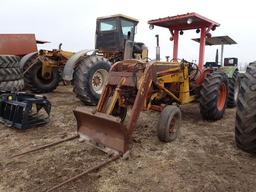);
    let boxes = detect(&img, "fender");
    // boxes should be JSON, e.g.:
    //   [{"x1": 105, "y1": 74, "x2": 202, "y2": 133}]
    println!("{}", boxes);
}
[
  {"x1": 19, "y1": 52, "x2": 38, "y2": 70},
  {"x1": 62, "y1": 49, "x2": 97, "y2": 81},
  {"x1": 219, "y1": 66, "x2": 238, "y2": 78}
]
